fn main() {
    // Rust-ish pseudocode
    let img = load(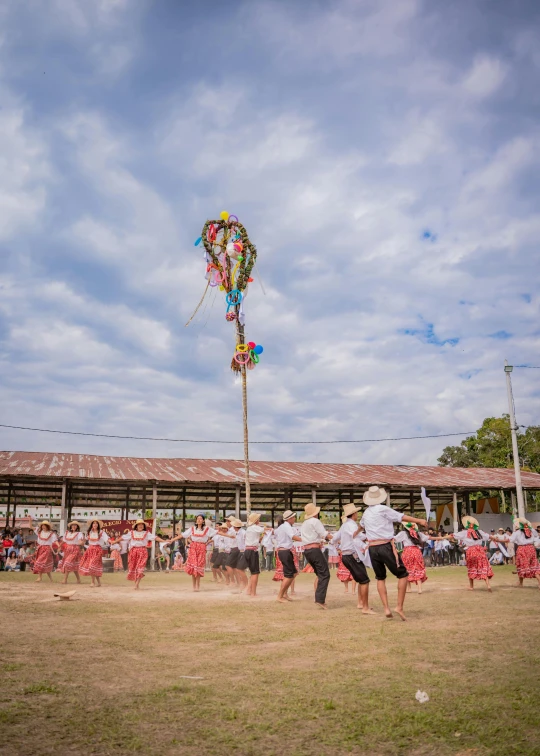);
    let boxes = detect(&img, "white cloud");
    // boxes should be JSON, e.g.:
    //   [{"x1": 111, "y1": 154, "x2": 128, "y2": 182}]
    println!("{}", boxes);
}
[{"x1": 462, "y1": 54, "x2": 506, "y2": 98}]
